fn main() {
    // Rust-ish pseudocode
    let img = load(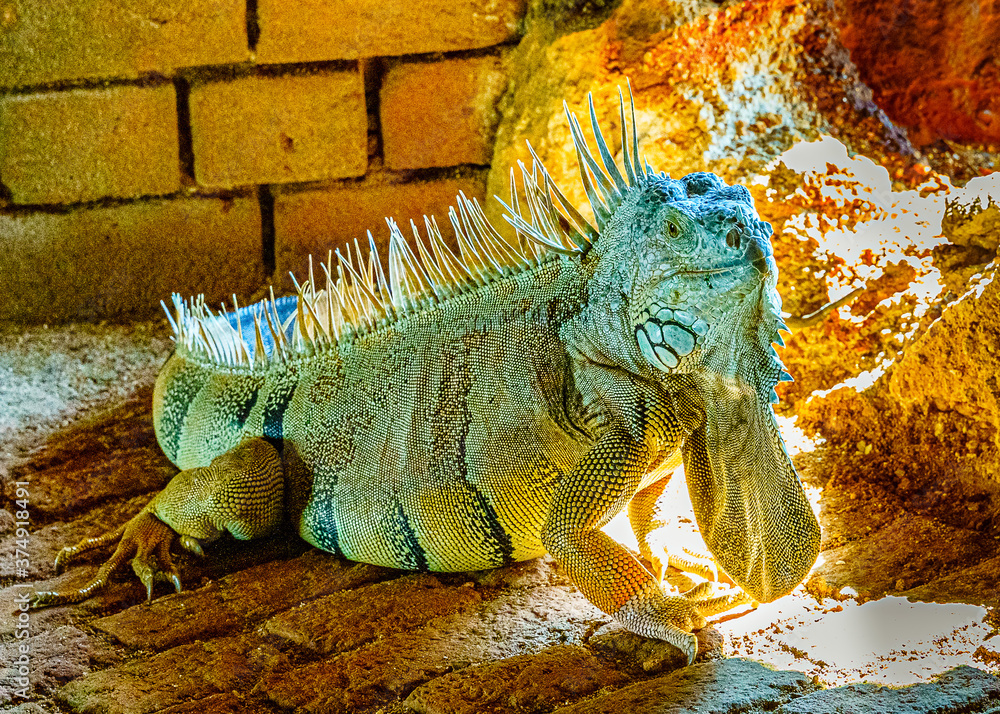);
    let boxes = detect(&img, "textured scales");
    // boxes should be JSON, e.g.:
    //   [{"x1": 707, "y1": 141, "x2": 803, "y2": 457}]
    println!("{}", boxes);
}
[{"x1": 37, "y1": 87, "x2": 821, "y2": 666}]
